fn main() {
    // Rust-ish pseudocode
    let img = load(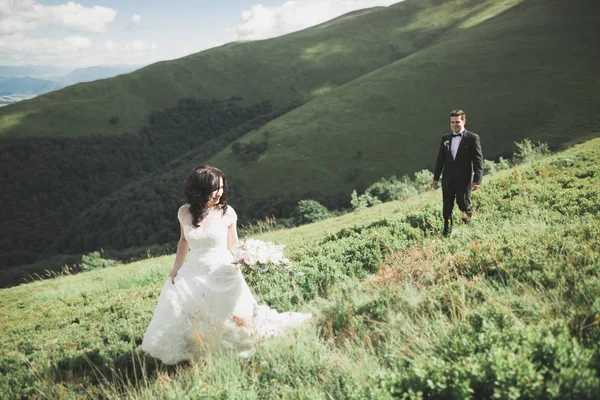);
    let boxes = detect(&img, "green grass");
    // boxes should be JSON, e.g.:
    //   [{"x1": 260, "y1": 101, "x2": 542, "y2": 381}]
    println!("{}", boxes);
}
[
  {"x1": 208, "y1": 0, "x2": 600, "y2": 200},
  {"x1": 1, "y1": 138, "x2": 599, "y2": 398},
  {"x1": 0, "y1": 0, "x2": 487, "y2": 138}
]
